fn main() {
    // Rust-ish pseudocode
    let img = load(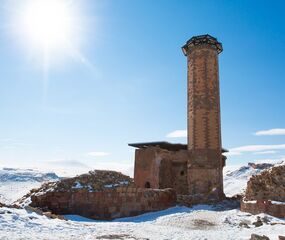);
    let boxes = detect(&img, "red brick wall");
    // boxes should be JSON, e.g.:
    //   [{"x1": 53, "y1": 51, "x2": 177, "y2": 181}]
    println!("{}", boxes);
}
[
  {"x1": 31, "y1": 187, "x2": 176, "y2": 220},
  {"x1": 134, "y1": 146, "x2": 190, "y2": 195},
  {"x1": 241, "y1": 199, "x2": 285, "y2": 218}
]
